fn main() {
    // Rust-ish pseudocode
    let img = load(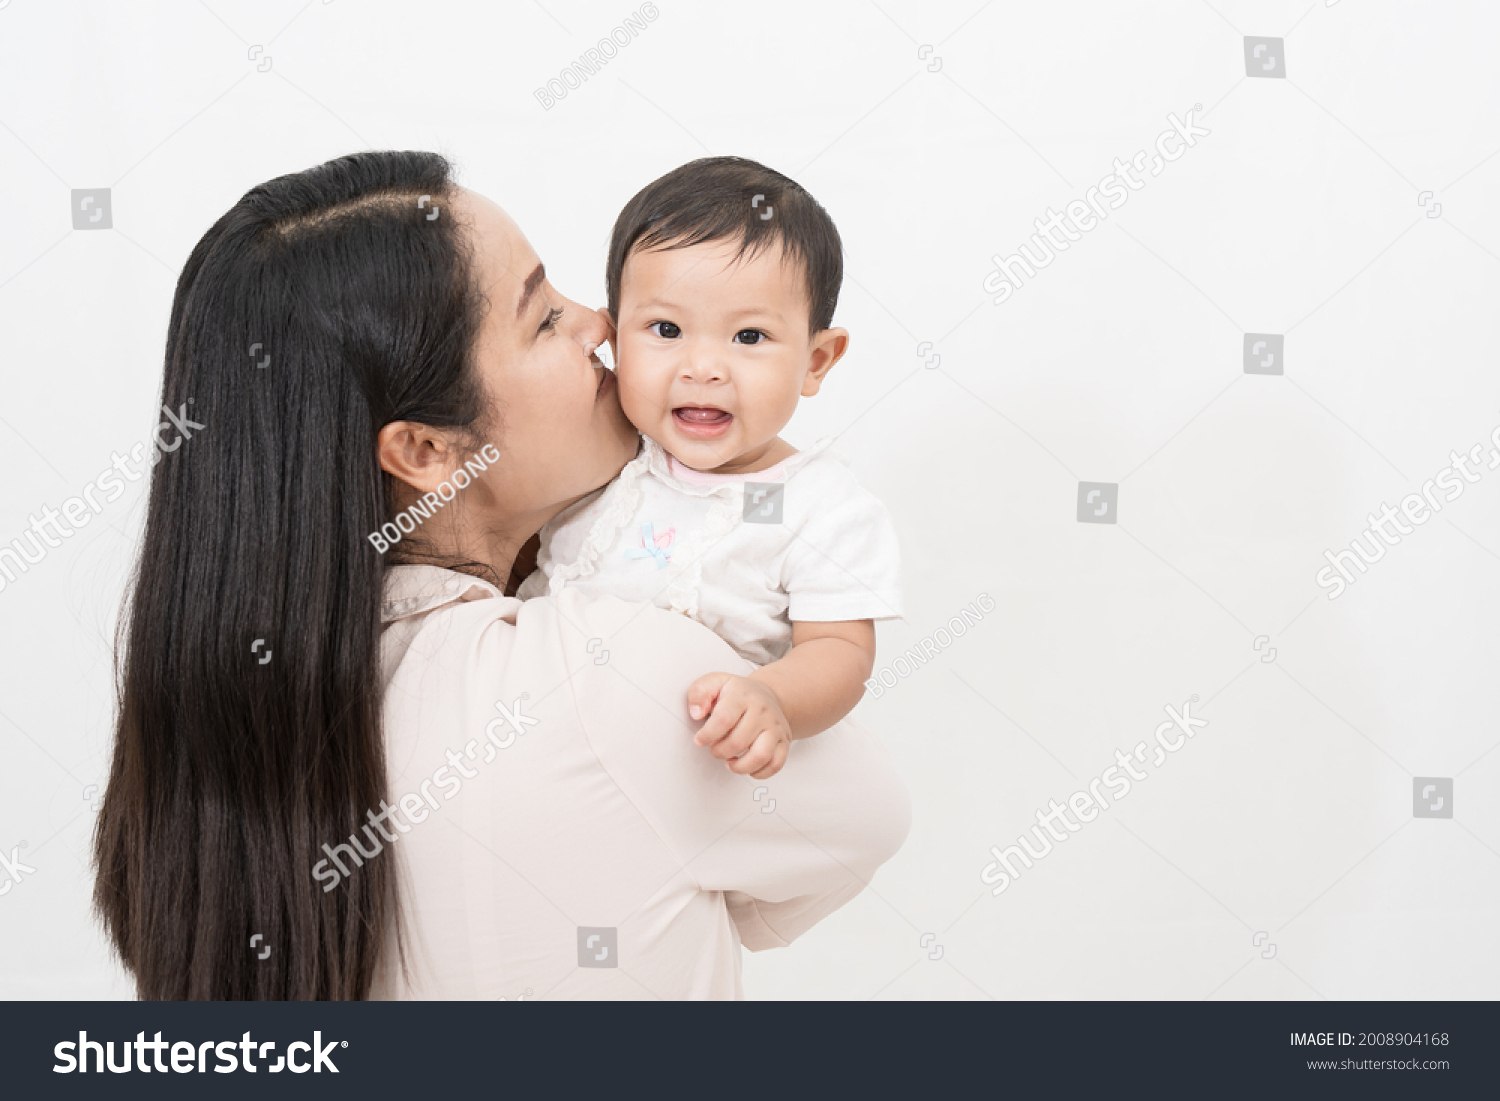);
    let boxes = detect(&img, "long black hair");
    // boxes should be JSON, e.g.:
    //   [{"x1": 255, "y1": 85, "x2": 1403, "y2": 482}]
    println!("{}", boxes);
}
[{"x1": 93, "y1": 150, "x2": 489, "y2": 999}]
